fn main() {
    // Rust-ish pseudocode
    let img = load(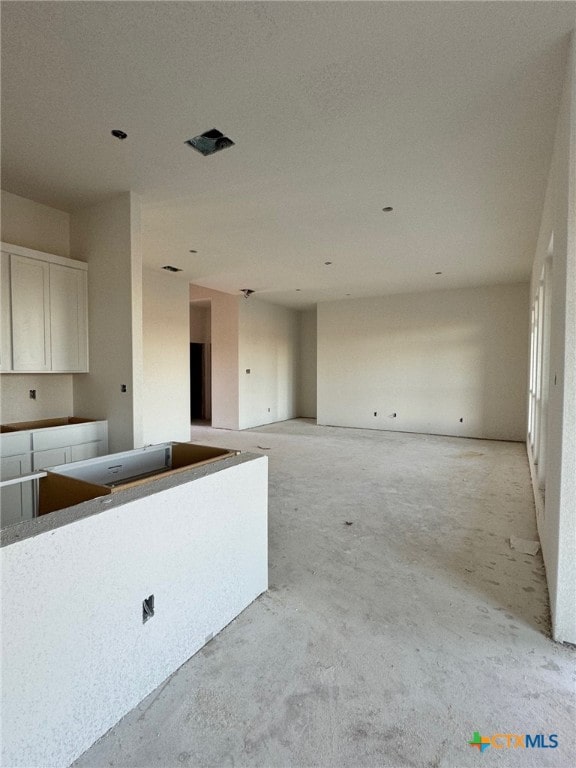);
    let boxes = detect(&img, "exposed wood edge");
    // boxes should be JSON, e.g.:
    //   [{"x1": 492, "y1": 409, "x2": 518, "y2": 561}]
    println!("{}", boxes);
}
[
  {"x1": 39, "y1": 472, "x2": 111, "y2": 515},
  {"x1": 111, "y1": 450, "x2": 238, "y2": 492}
]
